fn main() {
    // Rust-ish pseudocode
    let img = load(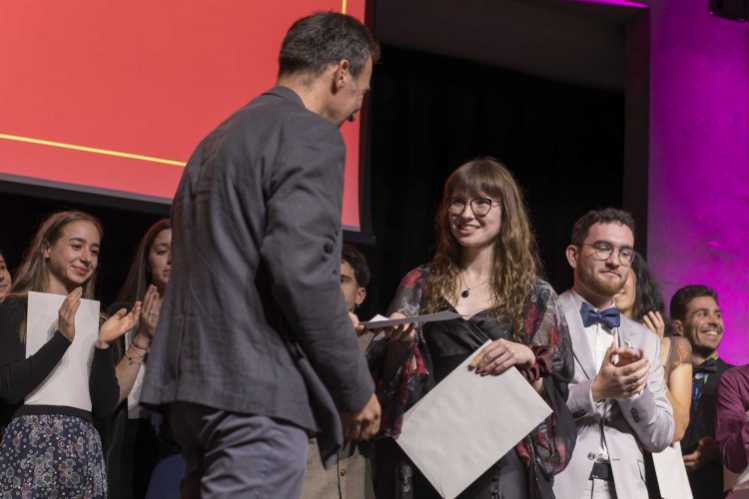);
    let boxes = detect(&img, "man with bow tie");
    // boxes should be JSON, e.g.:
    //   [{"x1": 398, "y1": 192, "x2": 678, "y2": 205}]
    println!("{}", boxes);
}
[
  {"x1": 553, "y1": 209, "x2": 674, "y2": 499},
  {"x1": 670, "y1": 284, "x2": 732, "y2": 499}
]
